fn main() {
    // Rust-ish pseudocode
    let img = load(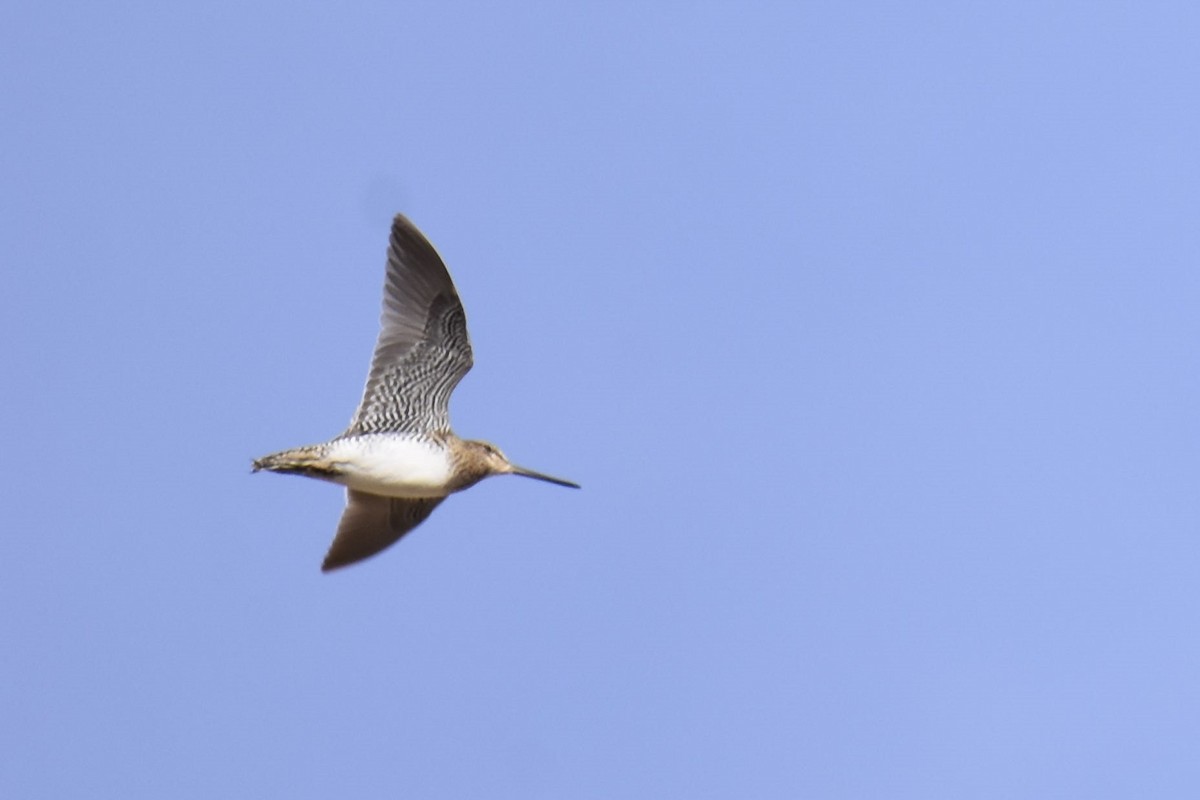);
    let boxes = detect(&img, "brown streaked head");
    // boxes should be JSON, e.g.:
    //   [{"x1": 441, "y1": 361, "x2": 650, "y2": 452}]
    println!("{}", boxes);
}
[{"x1": 462, "y1": 439, "x2": 581, "y2": 489}]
